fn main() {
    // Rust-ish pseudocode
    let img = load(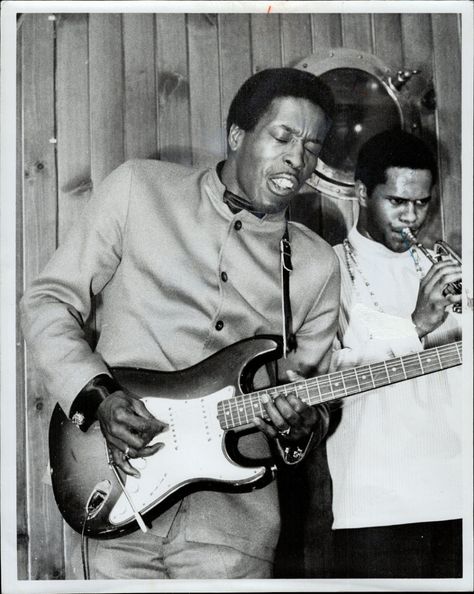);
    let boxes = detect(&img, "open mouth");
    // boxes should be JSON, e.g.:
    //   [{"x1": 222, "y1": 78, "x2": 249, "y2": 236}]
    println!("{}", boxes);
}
[{"x1": 268, "y1": 174, "x2": 299, "y2": 195}]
